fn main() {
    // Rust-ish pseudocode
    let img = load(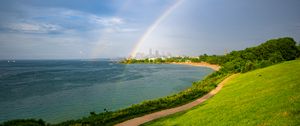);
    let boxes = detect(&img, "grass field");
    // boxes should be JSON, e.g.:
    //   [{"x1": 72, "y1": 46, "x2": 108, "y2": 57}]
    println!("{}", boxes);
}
[{"x1": 144, "y1": 60, "x2": 300, "y2": 126}]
